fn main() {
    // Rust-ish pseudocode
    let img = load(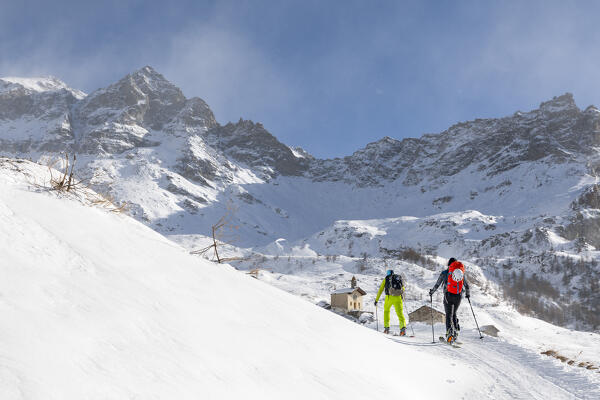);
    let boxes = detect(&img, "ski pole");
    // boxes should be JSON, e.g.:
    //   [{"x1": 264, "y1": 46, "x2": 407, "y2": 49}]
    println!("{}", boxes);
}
[
  {"x1": 375, "y1": 302, "x2": 379, "y2": 332},
  {"x1": 468, "y1": 297, "x2": 483, "y2": 339},
  {"x1": 450, "y1": 303, "x2": 455, "y2": 340},
  {"x1": 403, "y1": 293, "x2": 414, "y2": 337},
  {"x1": 405, "y1": 303, "x2": 415, "y2": 337},
  {"x1": 430, "y1": 294, "x2": 435, "y2": 343}
]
